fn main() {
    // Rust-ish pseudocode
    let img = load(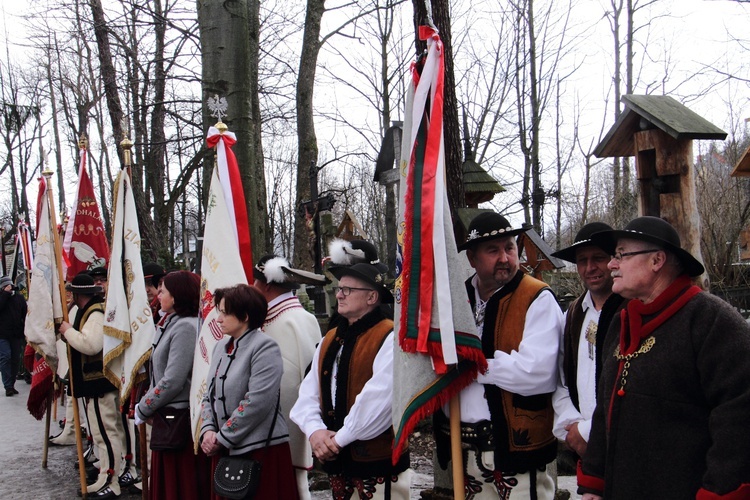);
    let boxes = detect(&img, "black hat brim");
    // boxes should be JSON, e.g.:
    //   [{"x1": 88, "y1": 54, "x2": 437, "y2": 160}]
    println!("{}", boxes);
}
[
  {"x1": 457, "y1": 227, "x2": 527, "y2": 252},
  {"x1": 65, "y1": 284, "x2": 105, "y2": 295},
  {"x1": 330, "y1": 265, "x2": 393, "y2": 304},
  {"x1": 591, "y1": 229, "x2": 705, "y2": 277},
  {"x1": 551, "y1": 239, "x2": 610, "y2": 264}
]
